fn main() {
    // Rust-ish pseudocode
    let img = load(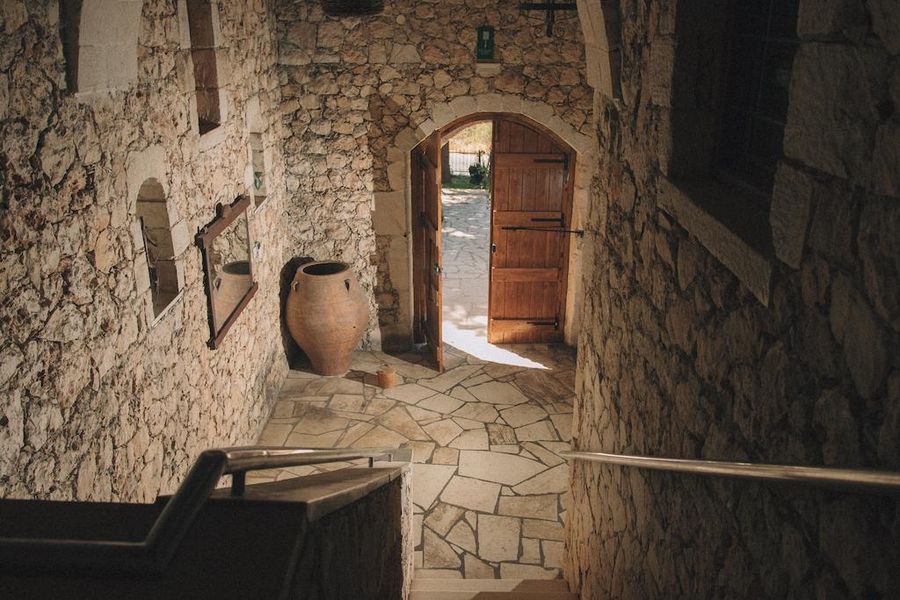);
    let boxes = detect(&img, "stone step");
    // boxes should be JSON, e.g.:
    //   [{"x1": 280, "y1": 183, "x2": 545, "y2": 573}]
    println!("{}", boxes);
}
[{"x1": 411, "y1": 578, "x2": 575, "y2": 599}]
